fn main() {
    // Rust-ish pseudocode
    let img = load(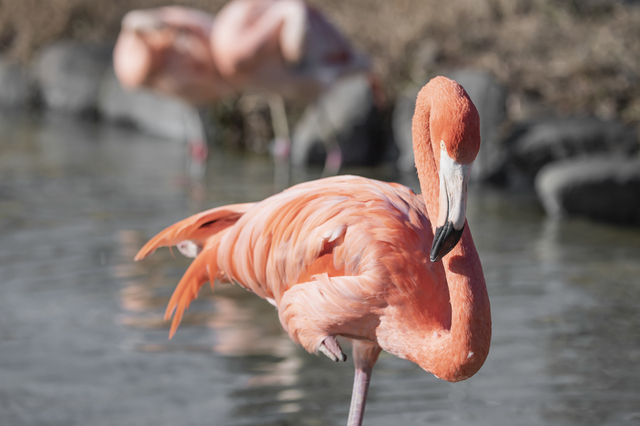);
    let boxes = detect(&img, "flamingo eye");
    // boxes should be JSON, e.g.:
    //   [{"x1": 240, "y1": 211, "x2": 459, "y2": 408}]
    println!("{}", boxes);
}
[{"x1": 440, "y1": 140, "x2": 445, "y2": 150}]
